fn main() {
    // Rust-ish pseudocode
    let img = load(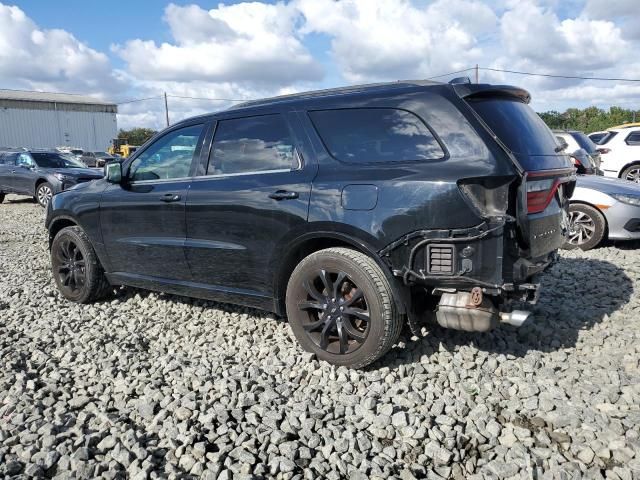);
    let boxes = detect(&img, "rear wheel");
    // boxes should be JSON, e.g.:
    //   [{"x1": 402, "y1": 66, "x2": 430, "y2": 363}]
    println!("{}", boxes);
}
[
  {"x1": 621, "y1": 164, "x2": 640, "y2": 183},
  {"x1": 564, "y1": 203, "x2": 606, "y2": 251},
  {"x1": 51, "y1": 226, "x2": 112, "y2": 303},
  {"x1": 36, "y1": 182, "x2": 54, "y2": 207},
  {"x1": 286, "y1": 247, "x2": 402, "y2": 368}
]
